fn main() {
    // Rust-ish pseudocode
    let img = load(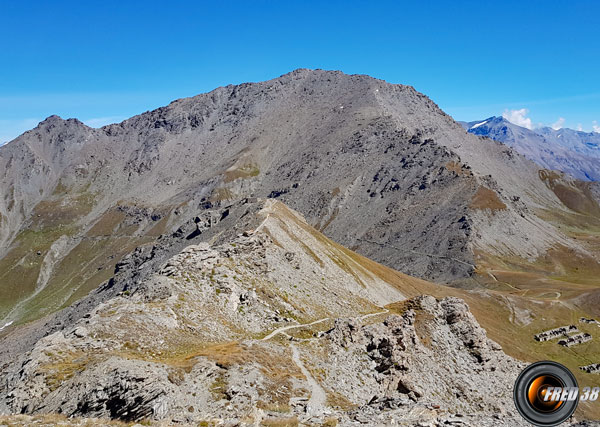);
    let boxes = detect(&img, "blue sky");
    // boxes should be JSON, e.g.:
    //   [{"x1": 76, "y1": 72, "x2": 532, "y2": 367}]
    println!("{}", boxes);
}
[{"x1": 1, "y1": 0, "x2": 599, "y2": 143}]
